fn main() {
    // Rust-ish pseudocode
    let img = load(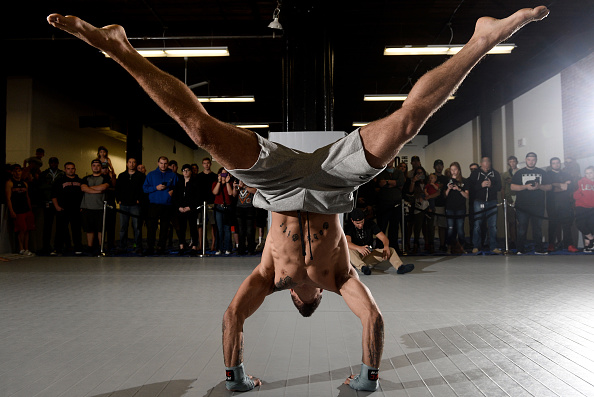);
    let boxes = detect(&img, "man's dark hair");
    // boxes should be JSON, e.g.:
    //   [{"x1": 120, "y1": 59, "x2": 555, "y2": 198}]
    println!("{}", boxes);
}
[
  {"x1": 64, "y1": 162, "x2": 75, "y2": 168},
  {"x1": 169, "y1": 160, "x2": 178, "y2": 166},
  {"x1": 550, "y1": 157, "x2": 561, "y2": 165},
  {"x1": 127, "y1": 157, "x2": 137, "y2": 162},
  {"x1": 507, "y1": 155, "x2": 518, "y2": 162},
  {"x1": 191, "y1": 163, "x2": 199, "y2": 168},
  {"x1": 10, "y1": 164, "x2": 22, "y2": 171},
  {"x1": 202, "y1": 157, "x2": 212, "y2": 163},
  {"x1": 291, "y1": 293, "x2": 323, "y2": 318},
  {"x1": 36, "y1": 148, "x2": 45, "y2": 154},
  {"x1": 469, "y1": 162, "x2": 479, "y2": 169},
  {"x1": 158, "y1": 156, "x2": 168, "y2": 162}
]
